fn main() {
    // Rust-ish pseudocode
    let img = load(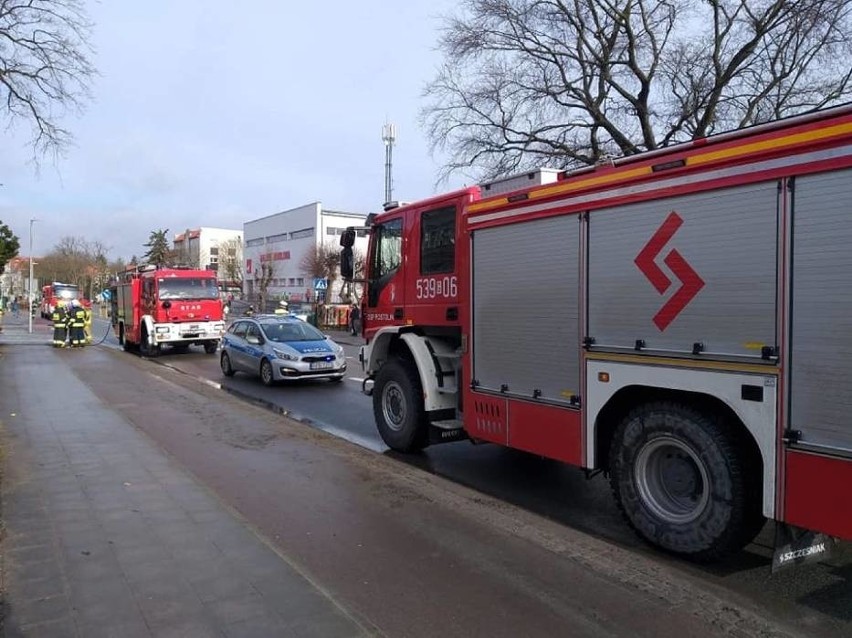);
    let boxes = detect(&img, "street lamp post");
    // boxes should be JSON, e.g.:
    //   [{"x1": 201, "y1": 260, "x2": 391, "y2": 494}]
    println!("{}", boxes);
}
[{"x1": 28, "y1": 218, "x2": 38, "y2": 333}]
